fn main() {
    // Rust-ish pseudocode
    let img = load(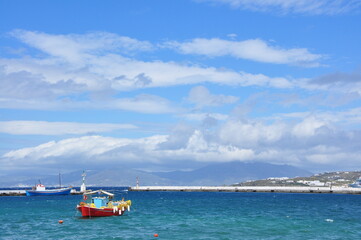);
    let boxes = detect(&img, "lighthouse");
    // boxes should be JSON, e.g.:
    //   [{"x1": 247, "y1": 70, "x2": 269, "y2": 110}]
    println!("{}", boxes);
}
[{"x1": 80, "y1": 170, "x2": 86, "y2": 192}]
